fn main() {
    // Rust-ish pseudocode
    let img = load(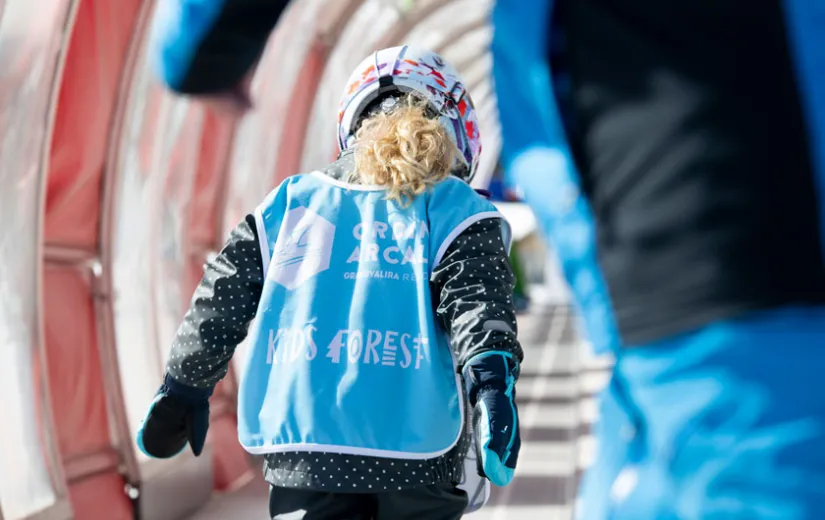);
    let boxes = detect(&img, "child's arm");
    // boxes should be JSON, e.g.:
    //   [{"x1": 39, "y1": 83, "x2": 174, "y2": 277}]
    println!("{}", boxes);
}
[
  {"x1": 431, "y1": 218, "x2": 523, "y2": 486},
  {"x1": 137, "y1": 214, "x2": 265, "y2": 459},
  {"x1": 166, "y1": 214, "x2": 265, "y2": 388},
  {"x1": 431, "y1": 218, "x2": 523, "y2": 369}
]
